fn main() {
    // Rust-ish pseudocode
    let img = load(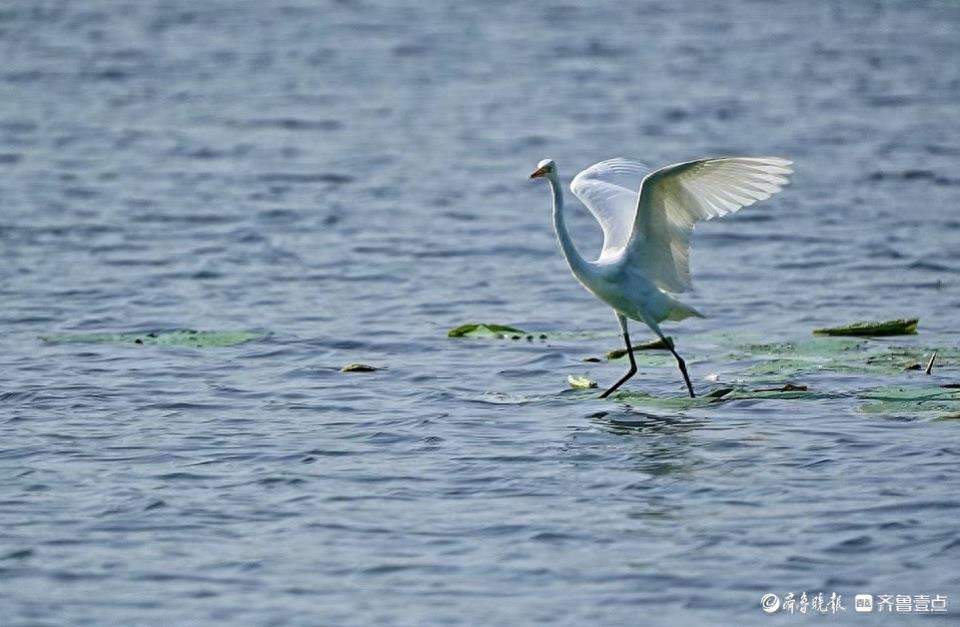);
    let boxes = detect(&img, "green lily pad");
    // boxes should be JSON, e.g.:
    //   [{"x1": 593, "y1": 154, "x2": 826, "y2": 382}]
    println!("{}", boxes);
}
[
  {"x1": 736, "y1": 338, "x2": 865, "y2": 377},
  {"x1": 857, "y1": 385, "x2": 960, "y2": 403},
  {"x1": 813, "y1": 318, "x2": 918, "y2": 337},
  {"x1": 40, "y1": 330, "x2": 261, "y2": 348},
  {"x1": 855, "y1": 385, "x2": 960, "y2": 419},
  {"x1": 446, "y1": 324, "x2": 620, "y2": 341},
  {"x1": 744, "y1": 358, "x2": 831, "y2": 376},
  {"x1": 340, "y1": 363, "x2": 380, "y2": 372},
  {"x1": 567, "y1": 374, "x2": 597, "y2": 389},
  {"x1": 608, "y1": 389, "x2": 721, "y2": 409},
  {"x1": 447, "y1": 323, "x2": 527, "y2": 338},
  {"x1": 731, "y1": 338, "x2": 954, "y2": 378},
  {"x1": 726, "y1": 386, "x2": 830, "y2": 401},
  {"x1": 610, "y1": 383, "x2": 832, "y2": 409},
  {"x1": 755, "y1": 337, "x2": 864, "y2": 352},
  {"x1": 864, "y1": 347, "x2": 957, "y2": 370}
]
